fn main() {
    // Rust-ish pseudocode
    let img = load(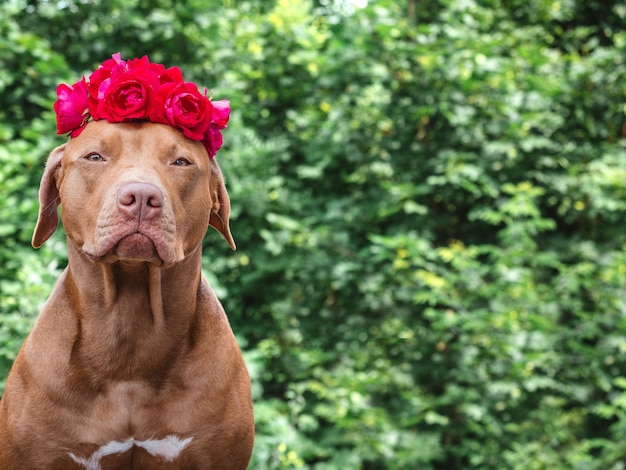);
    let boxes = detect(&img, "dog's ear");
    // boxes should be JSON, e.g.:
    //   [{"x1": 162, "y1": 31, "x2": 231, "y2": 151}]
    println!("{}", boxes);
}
[
  {"x1": 209, "y1": 158, "x2": 236, "y2": 250},
  {"x1": 32, "y1": 145, "x2": 65, "y2": 248}
]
